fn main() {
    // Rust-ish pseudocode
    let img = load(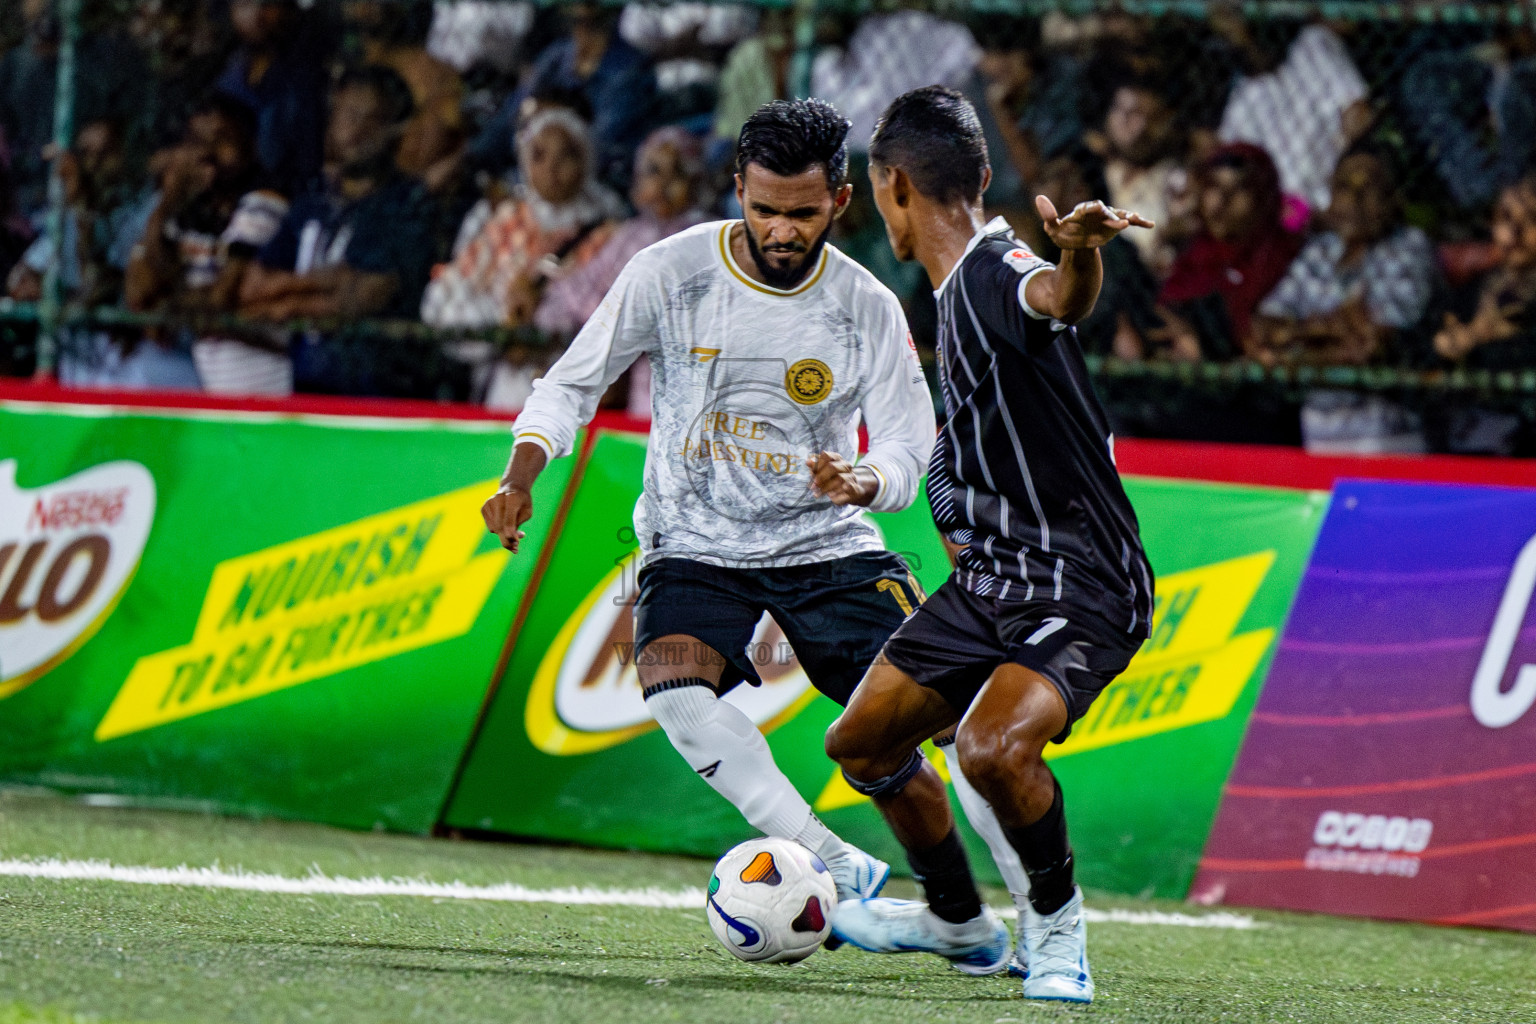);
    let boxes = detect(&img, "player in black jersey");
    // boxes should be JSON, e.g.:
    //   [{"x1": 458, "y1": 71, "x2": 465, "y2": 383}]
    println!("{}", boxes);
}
[{"x1": 823, "y1": 86, "x2": 1155, "y2": 1004}]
